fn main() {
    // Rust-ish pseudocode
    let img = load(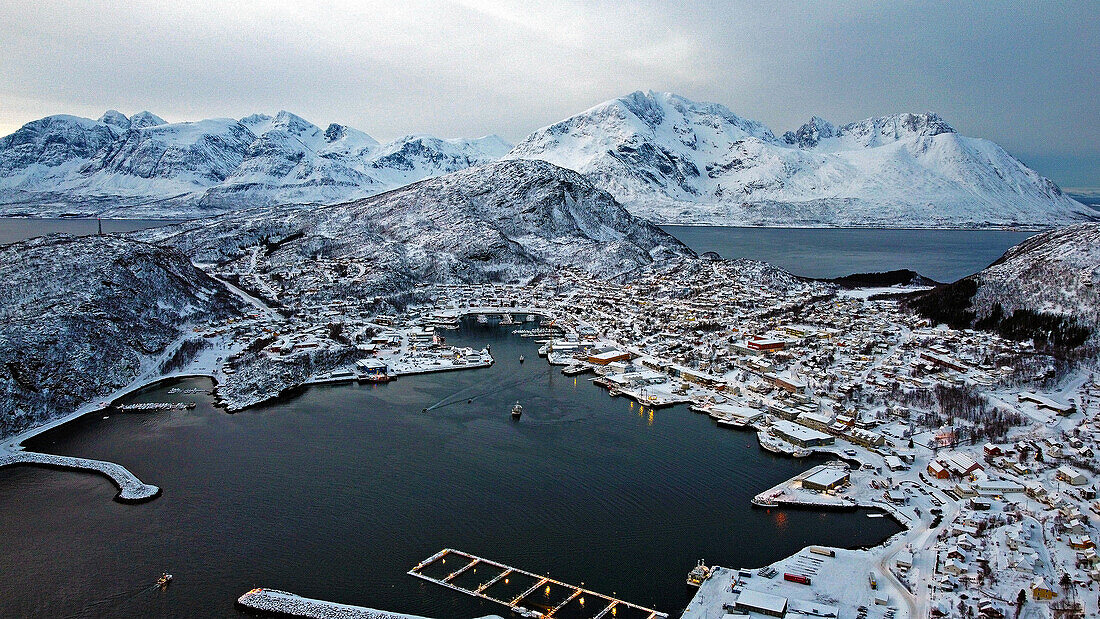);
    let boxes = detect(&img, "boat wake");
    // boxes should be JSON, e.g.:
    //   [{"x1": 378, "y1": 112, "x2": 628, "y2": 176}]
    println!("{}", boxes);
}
[{"x1": 423, "y1": 375, "x2": 530, "y2": 412}]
